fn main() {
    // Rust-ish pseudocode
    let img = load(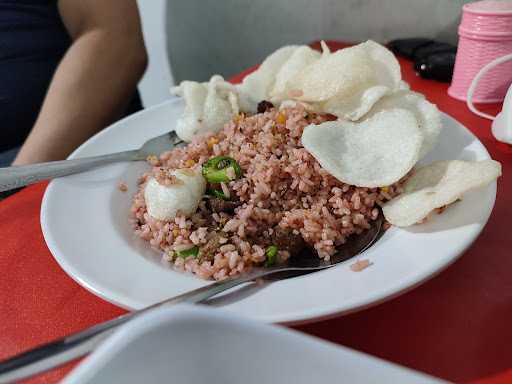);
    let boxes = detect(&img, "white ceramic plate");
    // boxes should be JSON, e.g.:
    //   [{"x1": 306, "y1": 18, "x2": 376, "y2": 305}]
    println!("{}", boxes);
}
[
  {"x1": 64, "y1": 305, "x2": 445, "y2": 383},
  {"x1": 41, "y1": 98, "x2": 497, "y2": 324}
]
